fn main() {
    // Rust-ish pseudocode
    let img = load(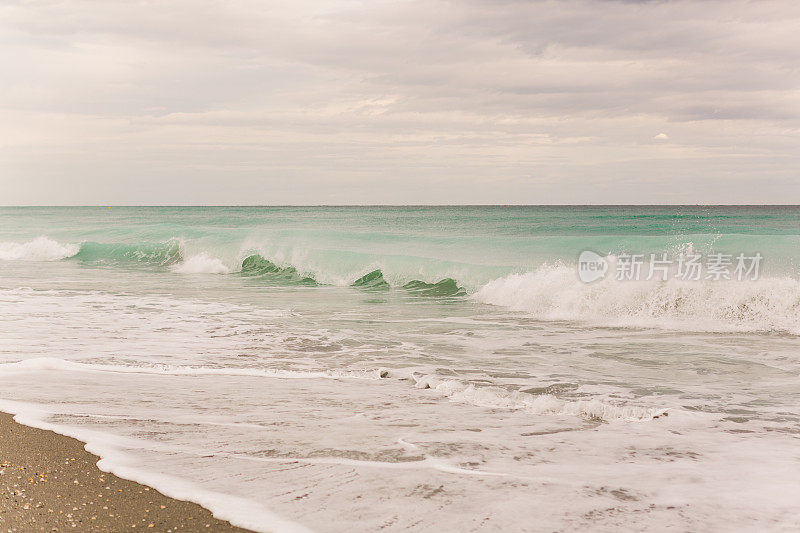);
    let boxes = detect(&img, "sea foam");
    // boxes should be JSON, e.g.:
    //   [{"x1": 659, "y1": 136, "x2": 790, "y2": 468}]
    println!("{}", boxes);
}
[
  {"x1": 411, "y1": 374, "x2": 667, "y2": 422},
  {"x1": 475, "y1": 263, "x2": 800, "y2": 334},
  {"x1": 0, "y1": 357, "x2": 388, "y2": 381},
  {"x1": 0, "y1": 357, "x2": 661, "y2": 422},
  {"x1": 0, "y1": 236, "x2": 79, "y2": 261}
]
